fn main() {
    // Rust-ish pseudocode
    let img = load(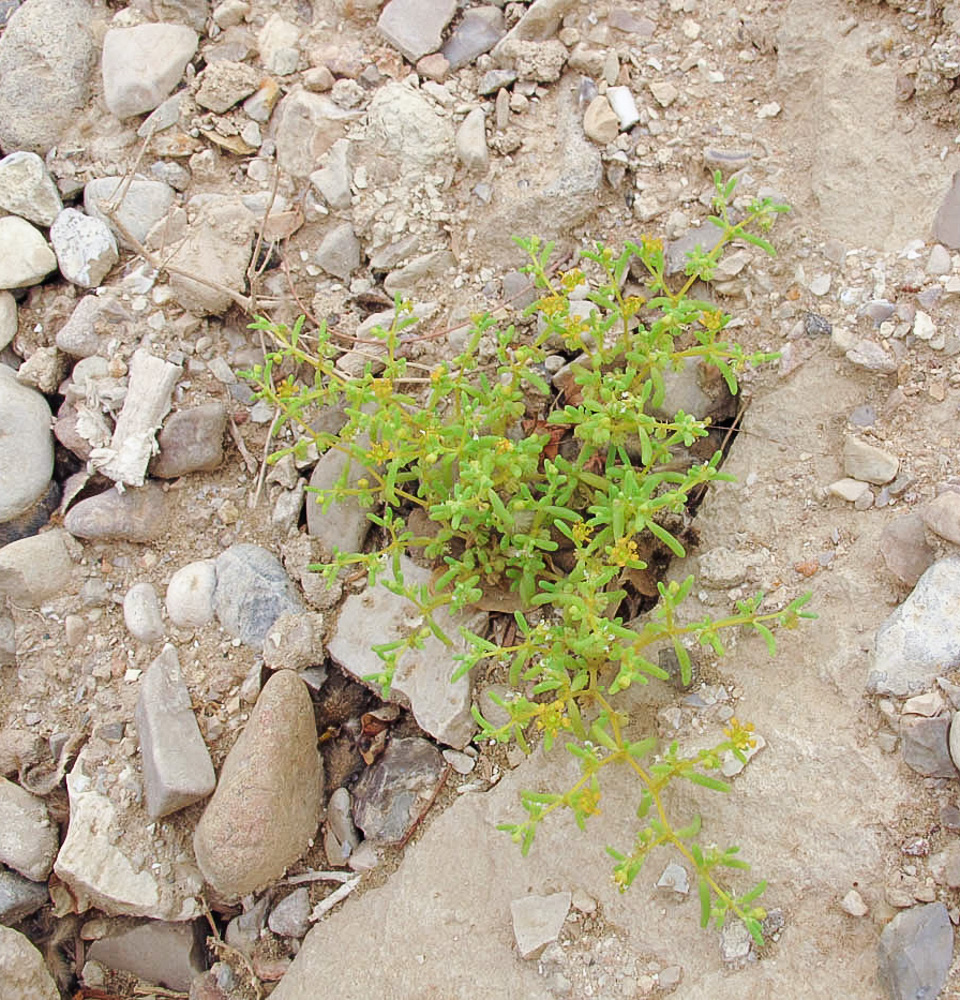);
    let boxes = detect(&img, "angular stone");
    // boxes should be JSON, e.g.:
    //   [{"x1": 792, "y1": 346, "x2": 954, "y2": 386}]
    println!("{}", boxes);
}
[
  {"x1": 0, "y1": 365, "x2": 53, "y2": 524},
  {"x1": 828, "y1": 478, "x2": 870, "y2": 503},
  {"x1": 165, "y1": 559, "x2": 217, "y2": 628},
  {"x1": 0, "y1": 151, "x2": 62, "y2": 225},
  {"x1": 50, "y1": 208, "x2": 119, "y2": 288},
  {"x1": 0, "y1": 866, "x2": 48, "y2": 924},
  {"x1": 263, "y1": 611, "x2": 325, "y2": 671},
  {"x1": 0, "y1": 777, "x2": 58, "y2": 880},
  {"x1": 900, "y1": 715, "x2": 956, "y2": 778},
  {"x1": 328, "y1": 556, "x2": 486, "y2": 748},
  {"x1": 87, "y1": 919, "x2": 207, "y2": 992},
  {"x1": 0, "y1": 529, "x2": 78, "y2": 607},
  {"x1": 583, "y1": 96, "x2": 619, "y2": 144},
  {"x1": 102, "y1": 23, "x2": 198, "y2": 119},
  {"x1": 377, "y1": 0, "x2": 457, "y2": 62},
  {"x1": 456, "y1": 107, "x2": 489, "y2": 172},
  {"x1": 442, "y1": 7, "x2": 504, "y2": 70},
  {"x1": 64, "y1": 483, "x2": 169, "y2": 544},
  {"x1": 268, "y1": 888, "x2": 311, "y2": 938},
  {"x1": 316, "y1": 222, "x2": 360, "y2": 280},
  {"x1": 213, "y1": 544, "x2": 304, "y2": 650},
  {"x1": 868, "y1": 556, "x2": 960, "y2": 696},
  {"x1": 258, "y1": 14, "x2": 299, "y2": 76},
  {"x1": 123, "y1": 582, "x2": 165, "y2": 643},
  {"x1": 934, "y1": 170, "x2": 960, "y2": 250},
  {"x1": 0, "y1": 217, "x2": 57, "y2": 289},
  {"x1": 665, "y1": 222, "x2": 723, "y2": 275},
  {"x1": 511, "y1": 891, "x2": 571, "y2": 960},
  {"x1": 309, "y1": 139, "x2": 352, "y2": 211},
  {"x1": 878, "y1": 902, "x2": 953, "y2": 1000},
  {"x1": 922, "y1": 492, "x2": 960, "y2": 545},
  {"x1": 195, "y1": 59, "x2": 261, "y2": 113},
  {"x1": 606, "y1": 85, "x2": 640, "y2": 130},
  {"x1": 496, "y1": 0, "x2": 576, "y2": 46},
  {"x1": 351, "y1": 737, "x2": 444, "y2": 845},
  {"x1": 84, "y1": 177, "x2": 176, "y2": 248},
  {"x1": 0, "y1": 926, "x2": 58, "y2": 1000},
  {"x1": 305, "y1": 447, "x2": 373, "y2": 557},
  {"x1": 193, "y1": 670, "x2": 321, "y2": 898},
  {"x1": 55, "y1": 294, "x2": 130, "y2": 358},
  {"x1": 383, "y1": 250, "x2": 455, "y2": 296},
  {"x1": 274, "y1": 90, "x2": 360, "y2": 179},
  {"x1": 880, "y1": 514, "x2": 936, "y2": 587},
  {"x1": 843, "y1": 435, "x2": 899, "y2": 485},
  {"x1": 150, "y1": 402, "x2": 227, "y2": 478}
]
